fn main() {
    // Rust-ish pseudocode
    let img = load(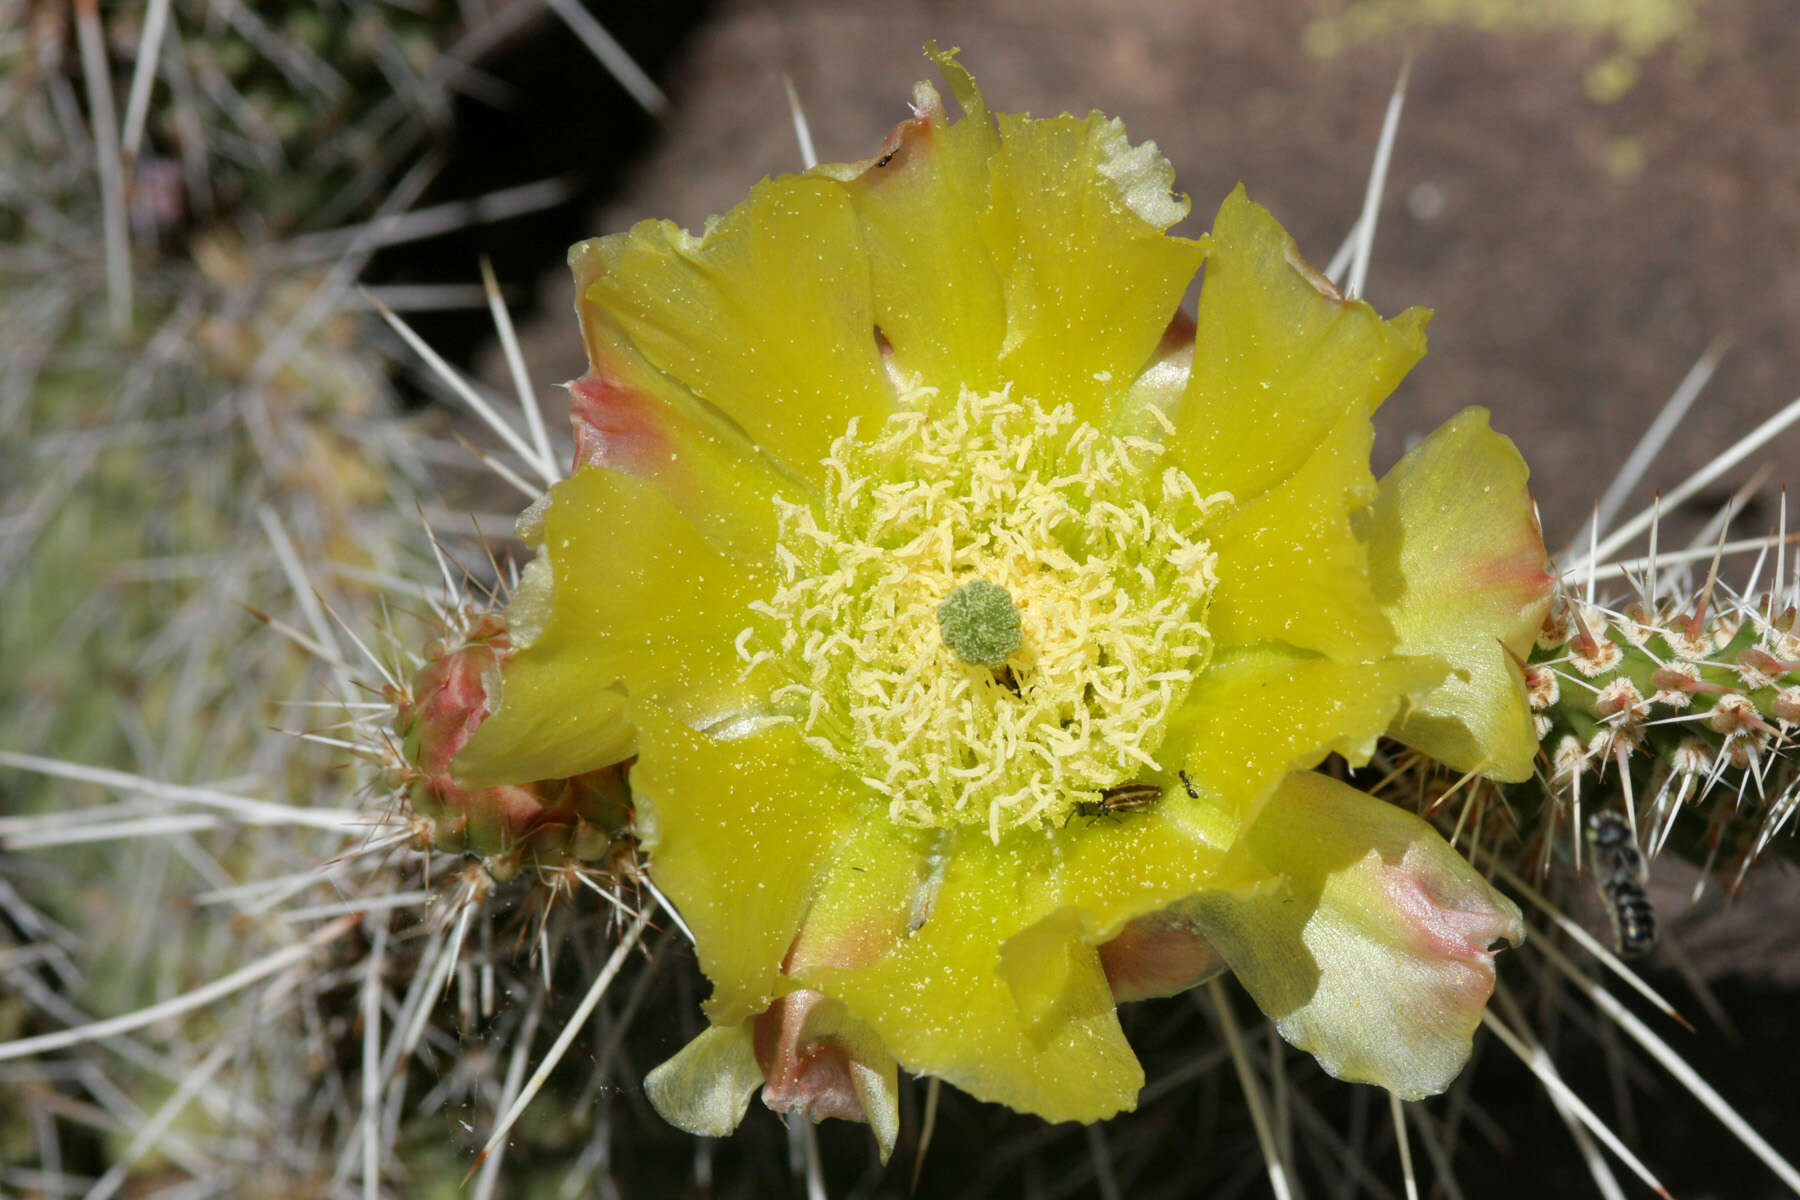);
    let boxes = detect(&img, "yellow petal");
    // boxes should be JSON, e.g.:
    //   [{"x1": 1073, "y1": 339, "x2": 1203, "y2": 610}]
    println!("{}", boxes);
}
[
  {"x1": 980, "y1": 108, "x2": 1205, "y2": 427},
  {"x1": 561, "y1": 337, "x2": 791, "y2": 565},
  {"x1": 1108, "y1": 310, "x2": 1195, "y2": 439},
  {"x1": 1042, "y1": 791, "x2": 1237, "y2": 943},
  {"x1": 451, "y1": 679, "x2": 635, "y2": 795},
  {"x1": 1185, "y1": 771, "x2": 1524, "y2": 1099},
  {"x1": 630, "y1": 704, "x2": 873, "y2": 1023},
  {"x1": 1363, "y1": 408, "x2": 1556, "y2": 780},
  {"x1": 644, "y1": 1024, "x2": 765, "y2": 1138},
  {"x1": 824, "y1": 49, "x2": 1006, "y2": 397},
  {"x1": 1207, "y1": 408, "x2": 1394, "y2": 662},
  {"x1": 1163, "y1": 644, "x2": 1444, "y2": 827},
  {"x1": 787, "y1": 818, "x2": 940, "y2": 975},
  {"x1": 574, "y1": 174, "x2": 894, "y2": 490},
  {"x1": 454, "y1": 466, "x2": 776, "y2": 787},
  {"x1": 1171, "y1": 185, "x2": 1428, "y2": 506},
  {"x1": 803, "y1": 832, "x2": 1141, "y2": 1123}
]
